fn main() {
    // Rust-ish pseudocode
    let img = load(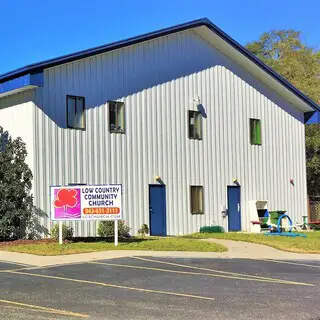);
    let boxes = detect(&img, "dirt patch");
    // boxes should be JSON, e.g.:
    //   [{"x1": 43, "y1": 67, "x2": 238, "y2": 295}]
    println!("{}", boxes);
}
[
  {"x1": 0, "y1": 239, "x2": 56, "y2": 247},
  {"x1": 0, "y1": 237, "x2": 133, "y2": 247}
]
